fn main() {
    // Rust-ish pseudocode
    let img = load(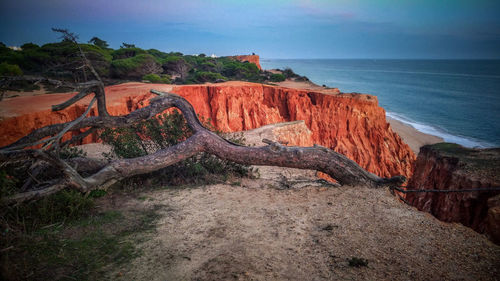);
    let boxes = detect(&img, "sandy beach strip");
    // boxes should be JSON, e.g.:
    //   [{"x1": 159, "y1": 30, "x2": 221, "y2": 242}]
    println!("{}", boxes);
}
[{"x1": 387, "y1": 117, "x2": 444, "y2": 154}]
